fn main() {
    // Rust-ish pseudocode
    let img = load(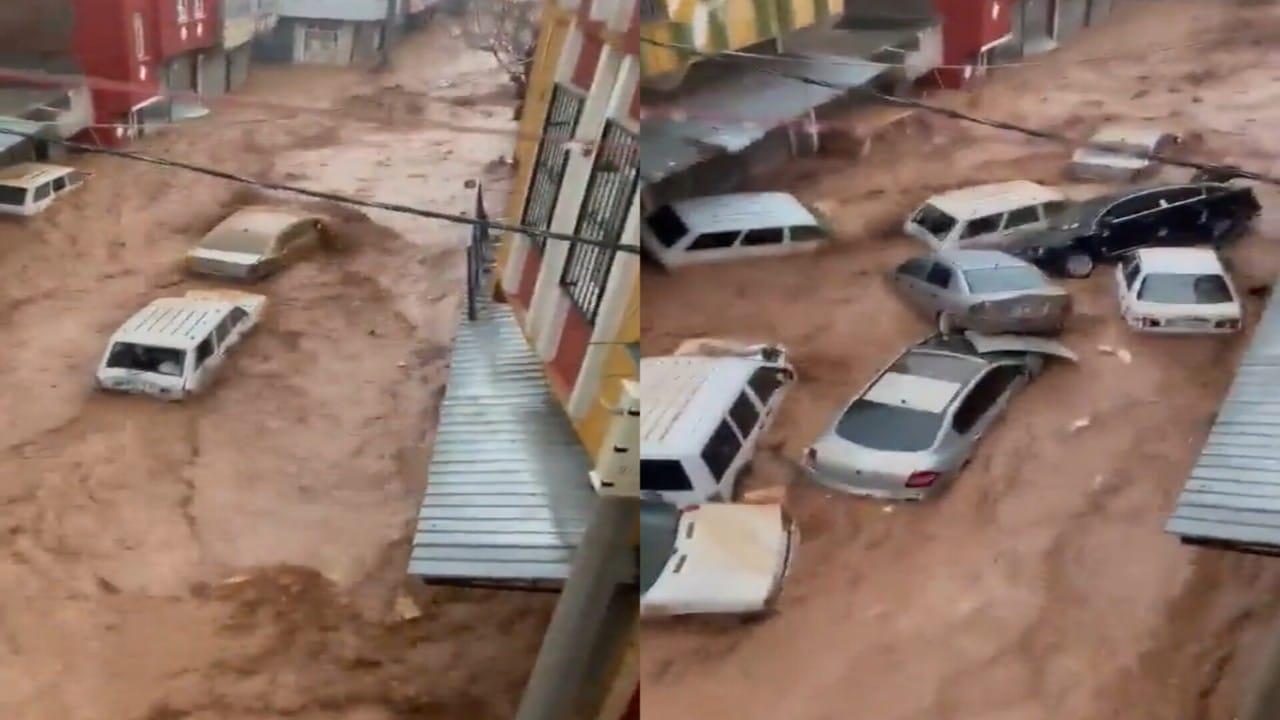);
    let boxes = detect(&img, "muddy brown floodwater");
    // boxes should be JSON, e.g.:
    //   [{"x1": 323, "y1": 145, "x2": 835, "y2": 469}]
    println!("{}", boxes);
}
[
  {"x1": 641, "y1": 4, "x2": 1280, "y2": 720},
  {"x1": 0, "y1": 24, "x2": 553, "y2": 720}
]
